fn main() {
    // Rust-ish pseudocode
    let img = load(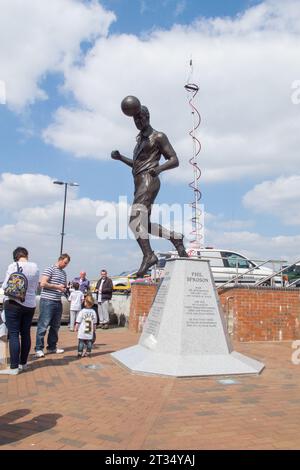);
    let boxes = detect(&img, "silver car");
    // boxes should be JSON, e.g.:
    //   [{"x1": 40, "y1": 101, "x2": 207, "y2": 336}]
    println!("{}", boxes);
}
[
  {"x1": 33, "y1": 289, "x2": 100, "y2": 324},
  {"x1": 33, "y1": 288, "x2": 71, "y2": 324},
  {"x1": 0, "y1": 283, "x2": 70, "y2": 323}
]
